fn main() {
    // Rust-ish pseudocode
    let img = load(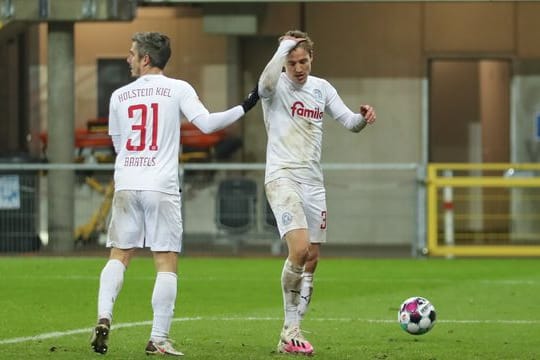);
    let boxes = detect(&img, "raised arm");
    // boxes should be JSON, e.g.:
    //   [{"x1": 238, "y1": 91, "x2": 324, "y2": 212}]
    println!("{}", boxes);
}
[
  {"x1": 258, "y1": 38, "x2": 300, "y2": 98},
  {"x1": 190, "y1": 85, "x2": 259, "y2": 134},
  {"x1": 191, "y1": 106, "x2": 244, "y2": 134}
]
